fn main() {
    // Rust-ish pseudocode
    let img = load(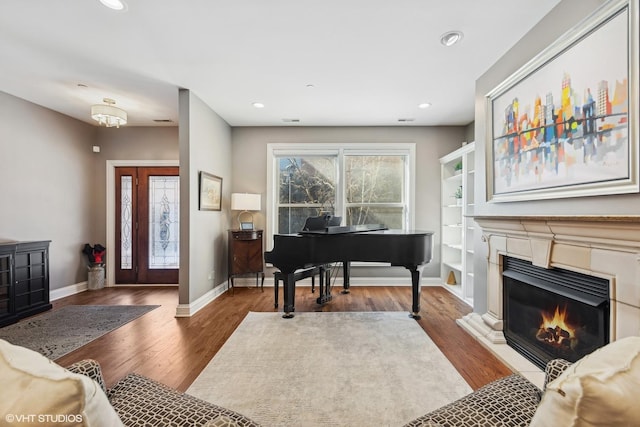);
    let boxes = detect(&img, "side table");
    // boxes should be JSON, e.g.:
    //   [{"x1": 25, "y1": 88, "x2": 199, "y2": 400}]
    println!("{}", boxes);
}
[{"x1": 228, "y1": 230, "x2": 265, "y2": 293}]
